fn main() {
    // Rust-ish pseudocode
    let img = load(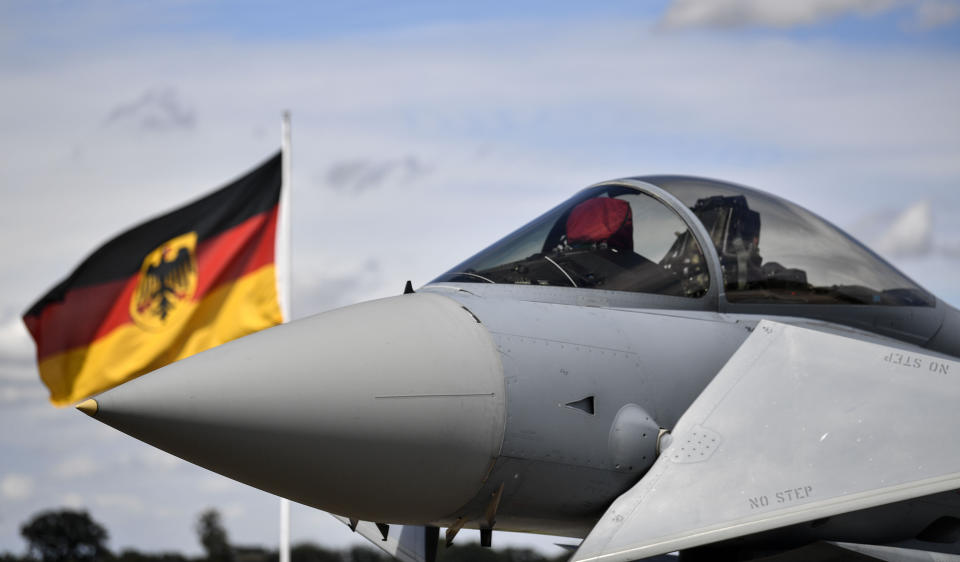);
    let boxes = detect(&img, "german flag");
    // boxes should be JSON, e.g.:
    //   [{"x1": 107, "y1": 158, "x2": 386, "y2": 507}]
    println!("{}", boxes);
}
[{"x1": 23, "y1": 153, "x2": 284, "y2": 406}]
